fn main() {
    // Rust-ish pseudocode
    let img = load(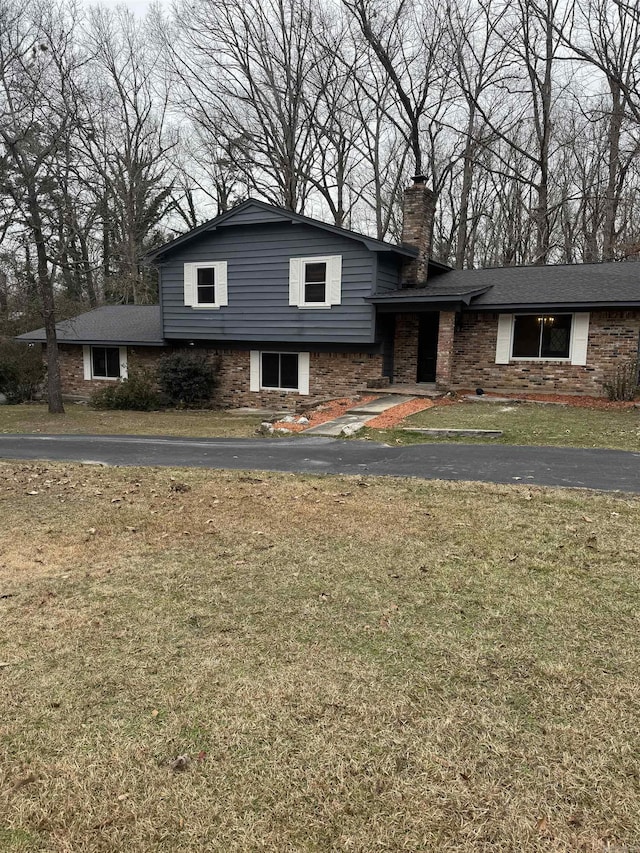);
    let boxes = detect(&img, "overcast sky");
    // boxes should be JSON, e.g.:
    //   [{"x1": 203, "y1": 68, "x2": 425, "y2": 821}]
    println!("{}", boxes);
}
[{"x1": 90, "y1": 0, "x2": 154, "y2": 17}]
